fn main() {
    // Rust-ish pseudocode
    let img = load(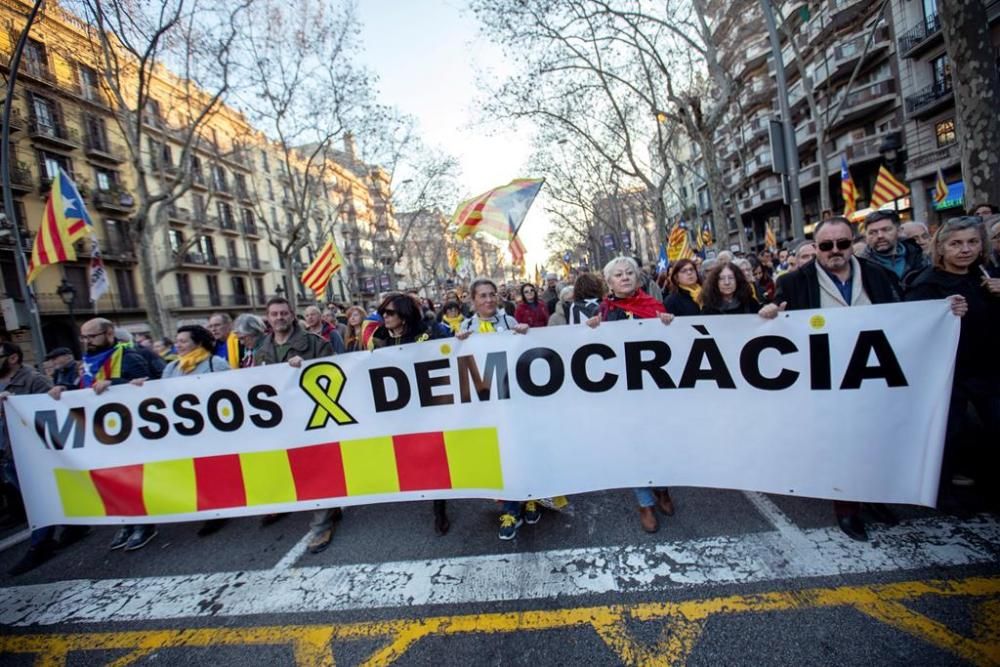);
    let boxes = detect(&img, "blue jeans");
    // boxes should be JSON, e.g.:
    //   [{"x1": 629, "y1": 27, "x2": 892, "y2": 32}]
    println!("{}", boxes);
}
[{"x1": 633, "y1": 487, "x2": 664, "y2": 508}]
